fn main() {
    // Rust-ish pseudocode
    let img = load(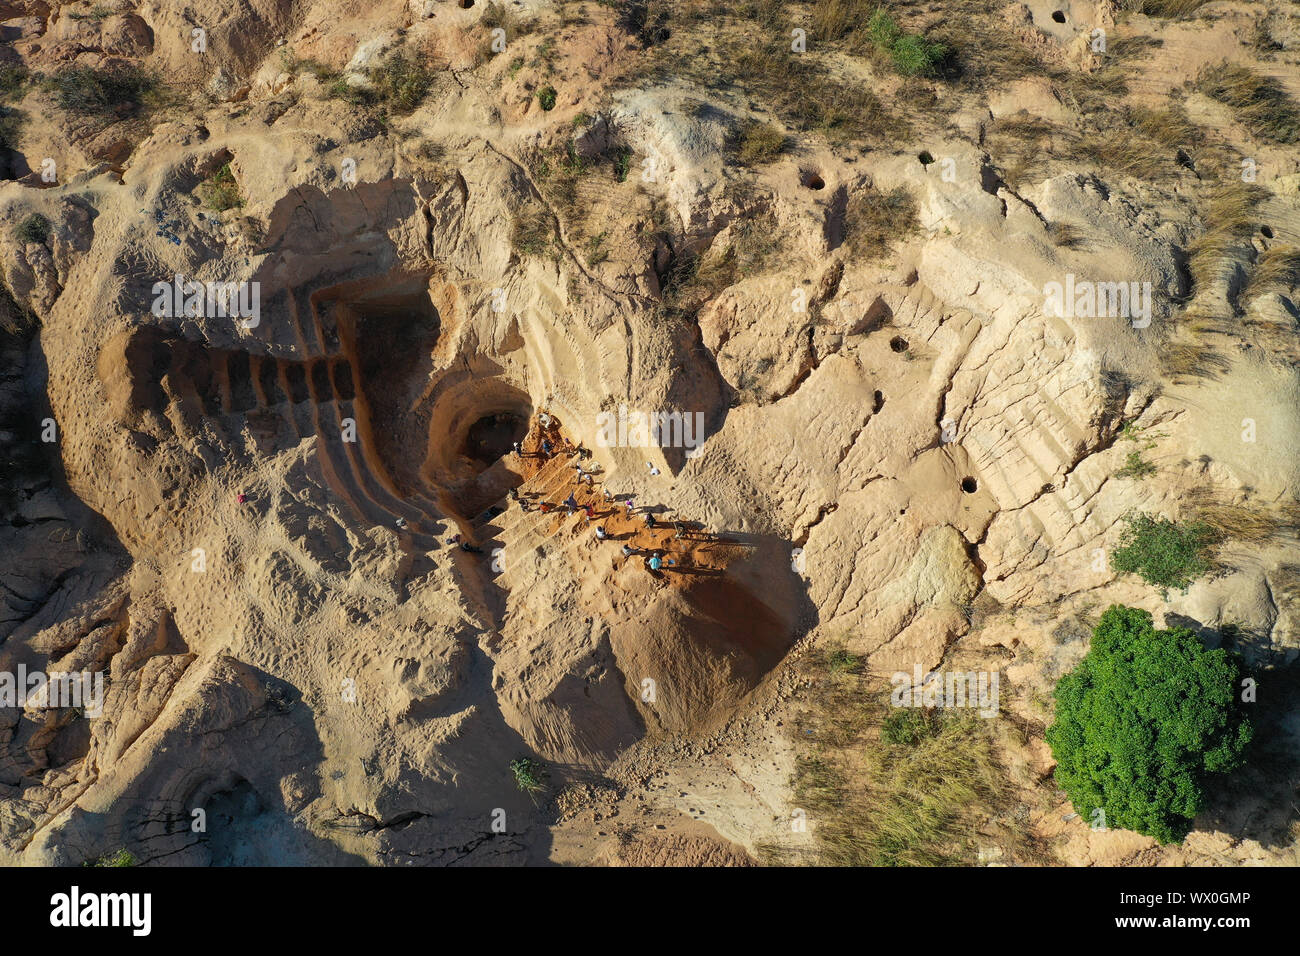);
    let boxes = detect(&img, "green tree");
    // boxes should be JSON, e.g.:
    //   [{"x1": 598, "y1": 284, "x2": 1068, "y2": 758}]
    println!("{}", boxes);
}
[
  {"x1": 1110, "y1": 511, "x2": 1216, "y2": 595},
  {"x1": 1046, "y1": 605, "x2": 1252, "y2": 844}
]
